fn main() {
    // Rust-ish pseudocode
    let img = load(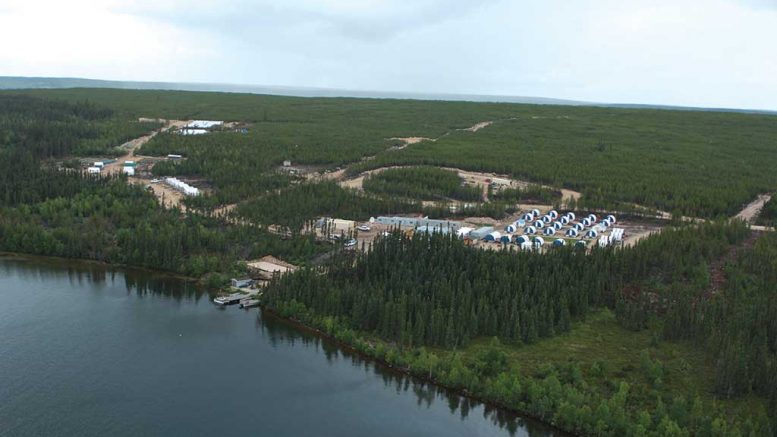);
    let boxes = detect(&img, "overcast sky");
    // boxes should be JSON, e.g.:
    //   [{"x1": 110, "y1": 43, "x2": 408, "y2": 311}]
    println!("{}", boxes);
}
[{"x1": 1, "y1": 0, "x2": 775, "y2": 110}]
